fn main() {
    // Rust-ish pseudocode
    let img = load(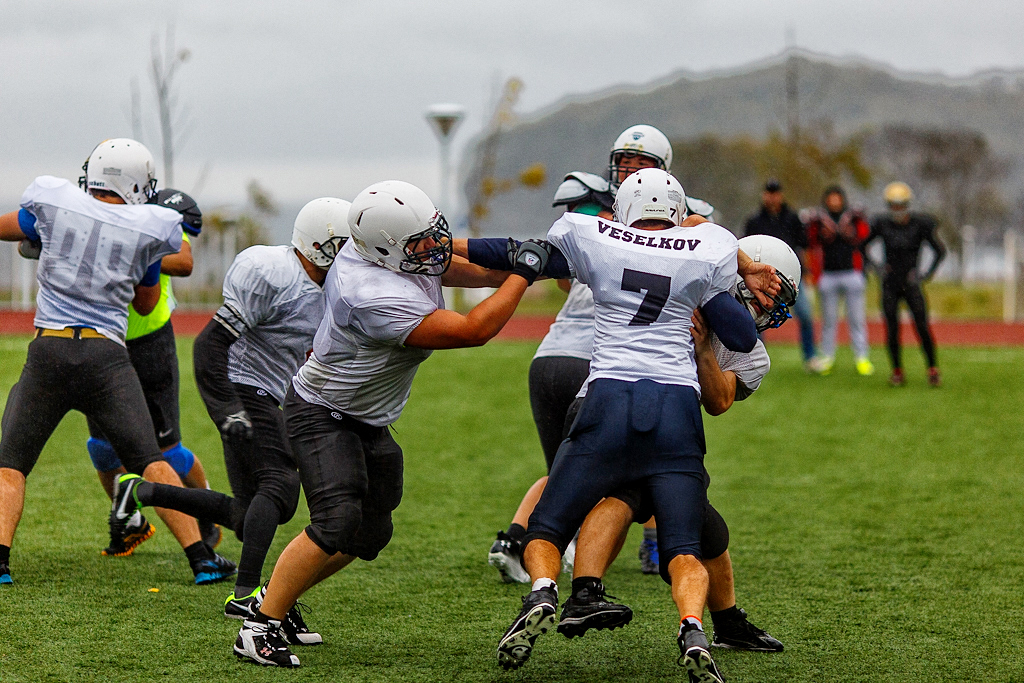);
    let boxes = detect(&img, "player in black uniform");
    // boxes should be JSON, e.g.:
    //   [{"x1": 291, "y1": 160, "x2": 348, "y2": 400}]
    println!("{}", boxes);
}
[{"x1": 863, "y1": 182, "x2": 946, "y2": 387}]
